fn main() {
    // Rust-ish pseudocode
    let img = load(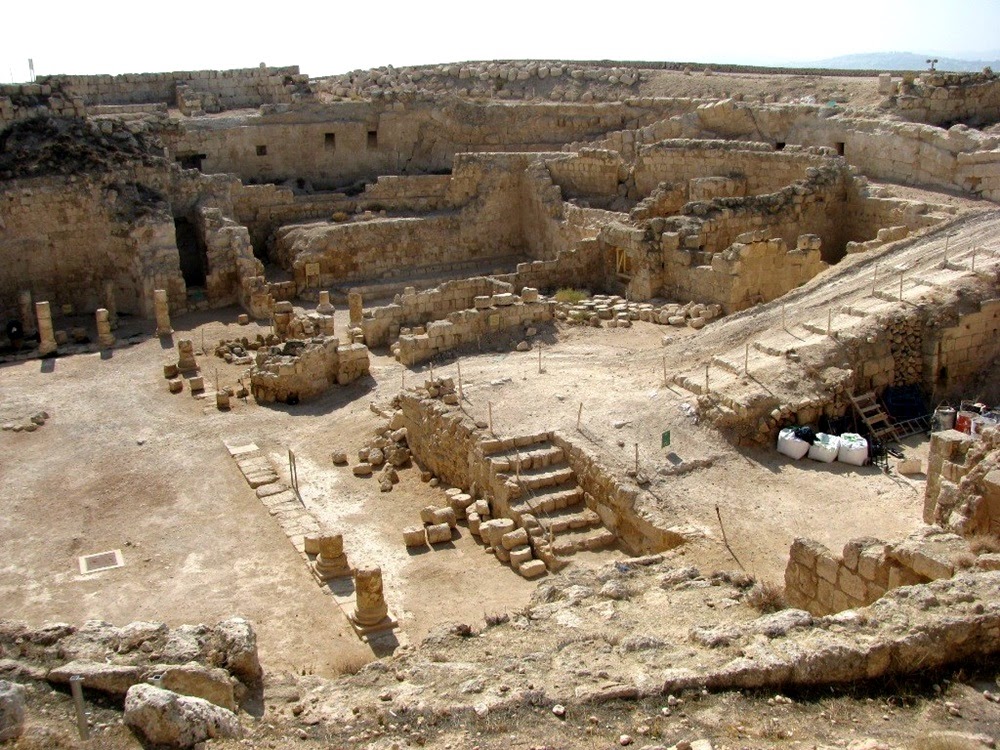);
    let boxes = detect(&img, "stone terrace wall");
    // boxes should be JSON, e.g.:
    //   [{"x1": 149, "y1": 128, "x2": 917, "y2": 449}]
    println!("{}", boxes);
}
[
  {"x1": 894, "y1": 71, "x2": 1000, "y2": 127},
  {"x1": 38, "y1": 66, "x2": 308, "y2": 112},
  {"x1": 359, "y1": 277, "x2": 513, "y2": 348},
  {"x1": 544, "y1": 150, "x2": 625, "y2": 203},
  {"x1": 0, "y1": 81, "x2": 86, "y2": 128},
  {"x1": 397, "y1": 394, "x2": 478, "y2": 490}
]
